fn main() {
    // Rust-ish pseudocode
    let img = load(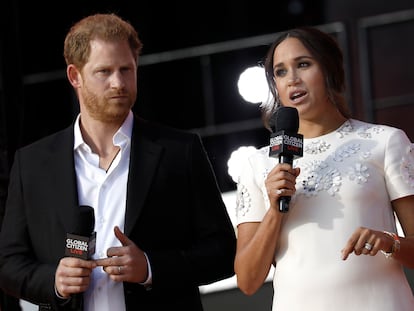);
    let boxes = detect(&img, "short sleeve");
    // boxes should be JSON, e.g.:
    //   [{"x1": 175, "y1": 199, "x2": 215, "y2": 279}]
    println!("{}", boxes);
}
[
  {"x1": 234, "y1": 148, "x2": 275, "y2": 225},
  {"x1": 384, "y1": 128, "x2": 414, "y2": 200}
]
